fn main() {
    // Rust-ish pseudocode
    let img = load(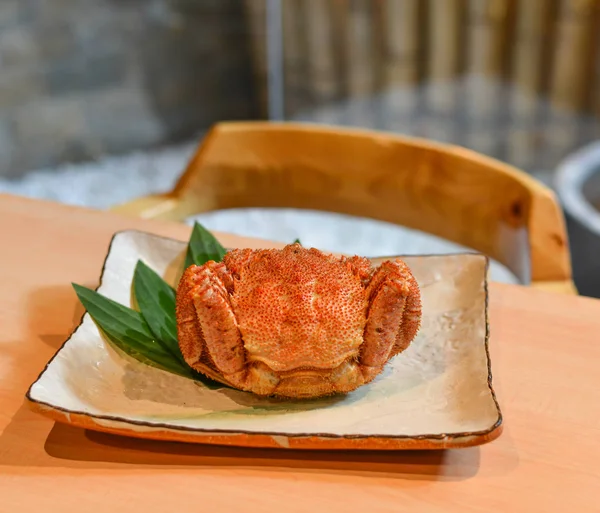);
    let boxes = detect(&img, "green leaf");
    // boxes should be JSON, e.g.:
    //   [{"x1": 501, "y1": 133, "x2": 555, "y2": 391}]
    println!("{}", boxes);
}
[
  {"x1": 103, "y1": 330, "x2": 190, "y2": 378},
  {"x1": 72, "y1": 283, "x2": 192, "y2": 378},
  {"x1": 72, "y1": 282, "x2": 231, "y2": 389},
  {"x1": 293, "y1": 238, "x2": 302, "y2": 245},
  {"x1": 131, "y1": 260, "x2": 230, "y2": 389},
  {"x1": 132, "y1": 260, "x2": 183, "y2": 363},
  {"x1": 184, "y1": 222, "x2": 227, "y2": 268}
]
